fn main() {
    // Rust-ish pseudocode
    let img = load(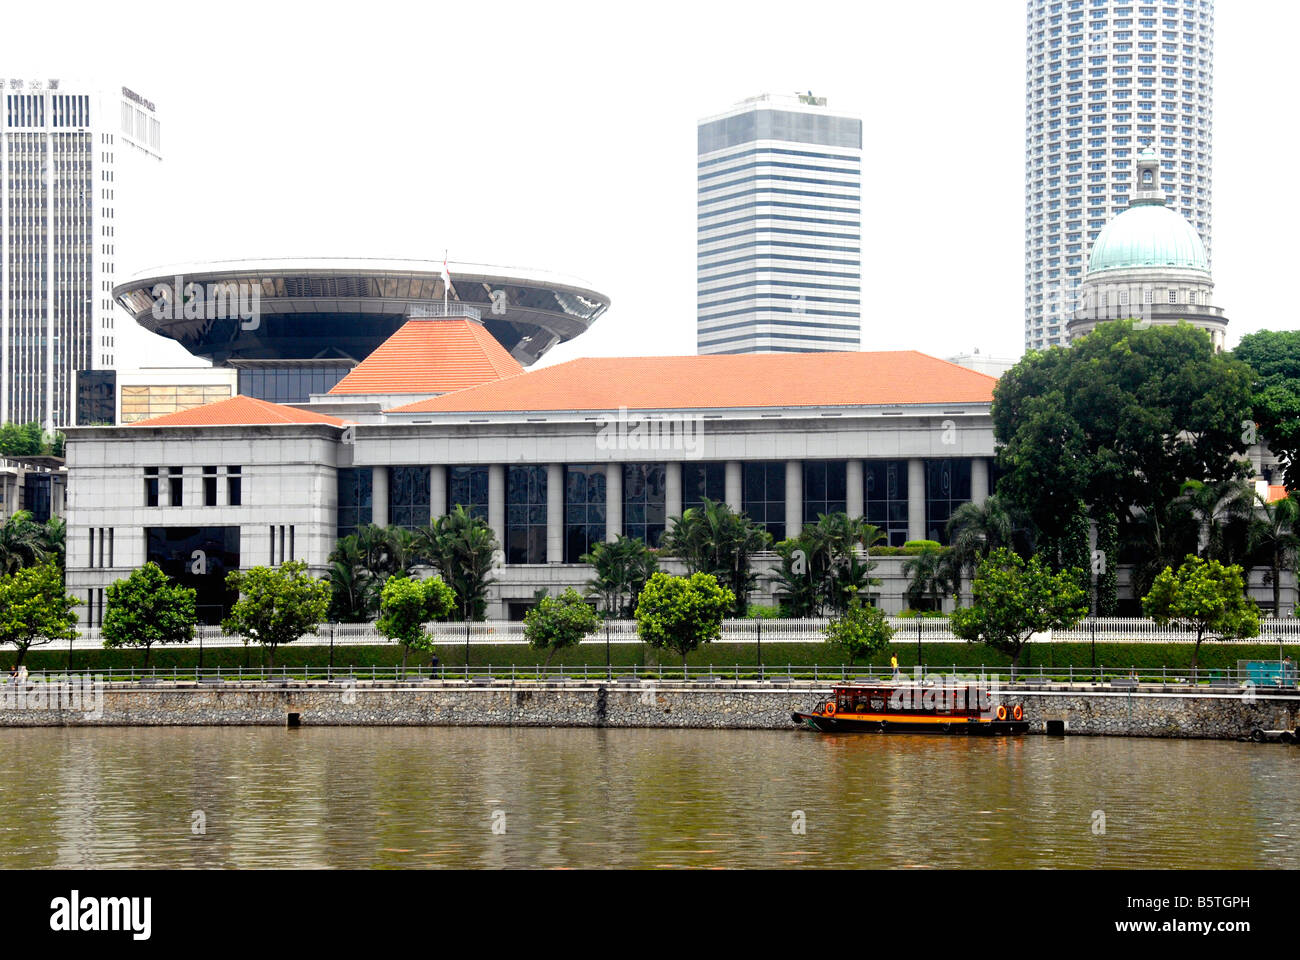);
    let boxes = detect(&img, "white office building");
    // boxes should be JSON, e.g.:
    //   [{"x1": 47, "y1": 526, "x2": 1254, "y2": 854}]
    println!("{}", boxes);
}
[
  {"x1": 1024, "y1": 0, "x2": 1213, "y2": 351},
  {"x1": 1, "y1": 77, "x2": 162, "y2": 429},
  {"x1": 697, "y1": 94, "x2": 861, "y2": 355}
]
